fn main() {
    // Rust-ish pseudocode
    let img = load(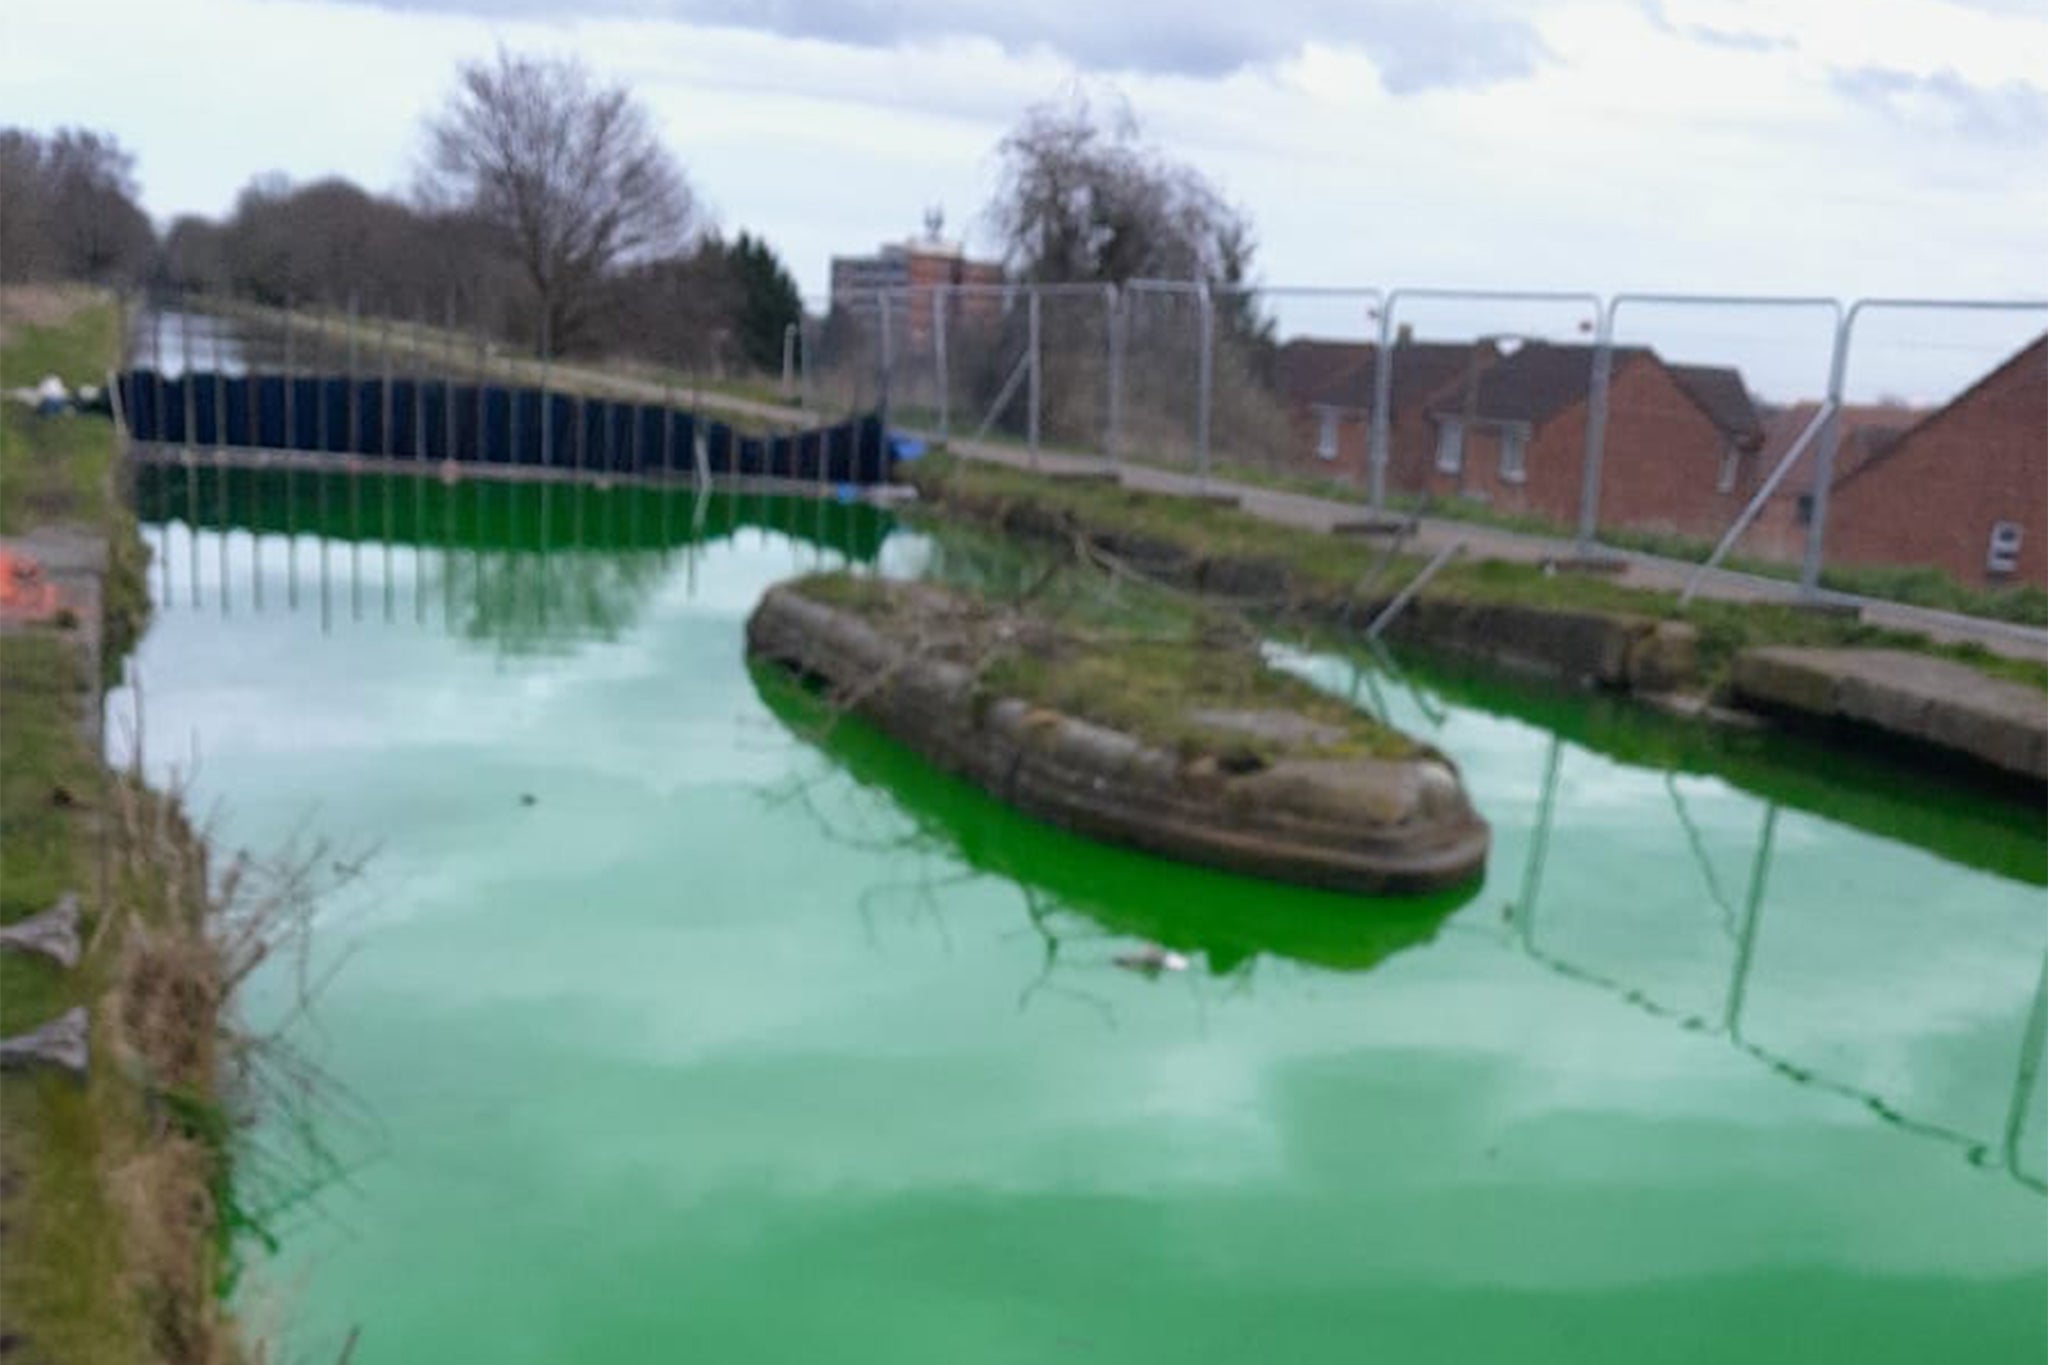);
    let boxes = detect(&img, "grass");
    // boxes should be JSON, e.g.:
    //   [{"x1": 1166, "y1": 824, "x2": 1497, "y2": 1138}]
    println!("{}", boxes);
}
[
  {"x1": 957, "y1": 429, "x2": 2048, "y2": 629},
  {"x1": 789, "y1": 571, "x2": 1418, "y2": 762},
  {"x1": 0, "y1": 635, "x2": 94, "y2": 1032},
  {"x1": 910, "y1": 450, "x2": 2048, "y2": 694},
  {"x1": 0, "y1": 632, "x2": 157, "y2": 1362},
  {"x1": 0, "y1": 291, "x2": 238, "y2": 1362},
  {"x1": 0, "y1": 294, "x2": 122, "y2": 535}
]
